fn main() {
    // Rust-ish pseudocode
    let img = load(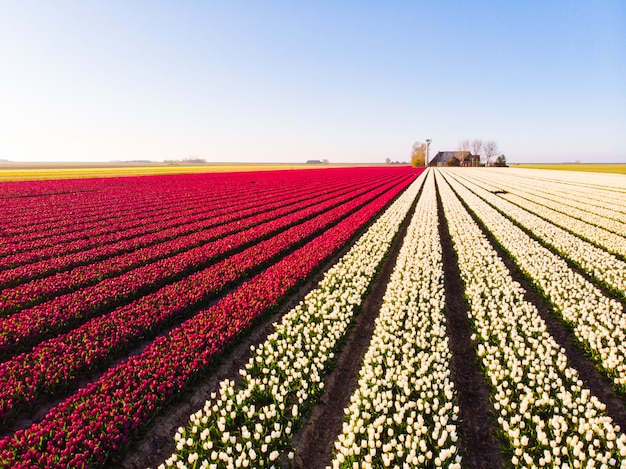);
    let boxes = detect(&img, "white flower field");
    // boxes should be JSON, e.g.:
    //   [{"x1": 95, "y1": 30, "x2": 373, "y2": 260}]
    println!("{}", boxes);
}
[{"x1": 154, "y1": 166, "x2": 626, "y2": 468}]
